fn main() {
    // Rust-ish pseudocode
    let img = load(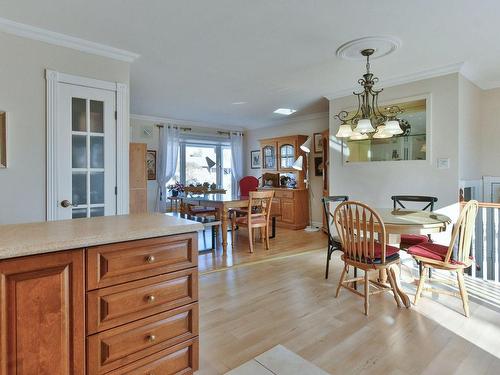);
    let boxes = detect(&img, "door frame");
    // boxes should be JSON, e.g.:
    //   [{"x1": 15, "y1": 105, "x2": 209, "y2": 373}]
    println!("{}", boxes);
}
[{"x1": 45, "y1": 69, "x2": 129, "y2": 220}]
